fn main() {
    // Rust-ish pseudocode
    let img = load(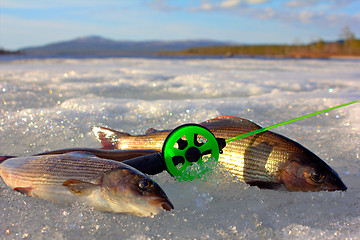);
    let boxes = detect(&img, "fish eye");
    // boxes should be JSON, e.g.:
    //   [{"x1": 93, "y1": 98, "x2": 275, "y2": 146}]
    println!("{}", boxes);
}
[
  {"x1": 138, "y1": 178, "x2": 153, "y2": 191},
  {"x1": 310, "y1": 170, "x2": 325, "y2": 183}
]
